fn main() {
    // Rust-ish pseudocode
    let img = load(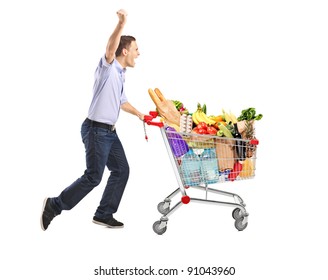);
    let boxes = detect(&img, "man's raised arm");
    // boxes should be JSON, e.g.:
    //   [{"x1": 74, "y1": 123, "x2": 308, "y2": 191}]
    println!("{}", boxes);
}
[{"x1": 105, "y1": 9, "x2": 127, "y2": 64}]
